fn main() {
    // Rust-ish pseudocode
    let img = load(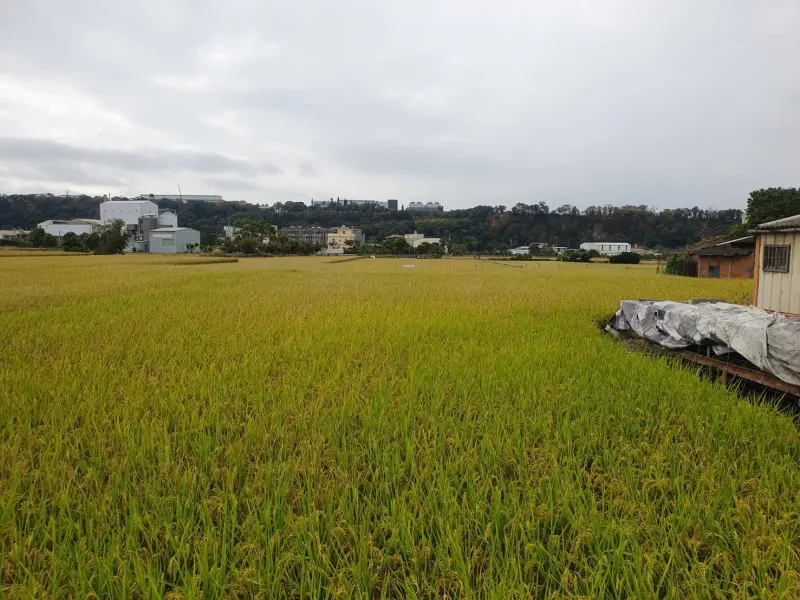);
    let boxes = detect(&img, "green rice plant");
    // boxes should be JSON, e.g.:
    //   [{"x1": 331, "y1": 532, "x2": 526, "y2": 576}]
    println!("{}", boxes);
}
[{"x1": 0, "y1": 256, "x2": 798, "y2": 598}]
